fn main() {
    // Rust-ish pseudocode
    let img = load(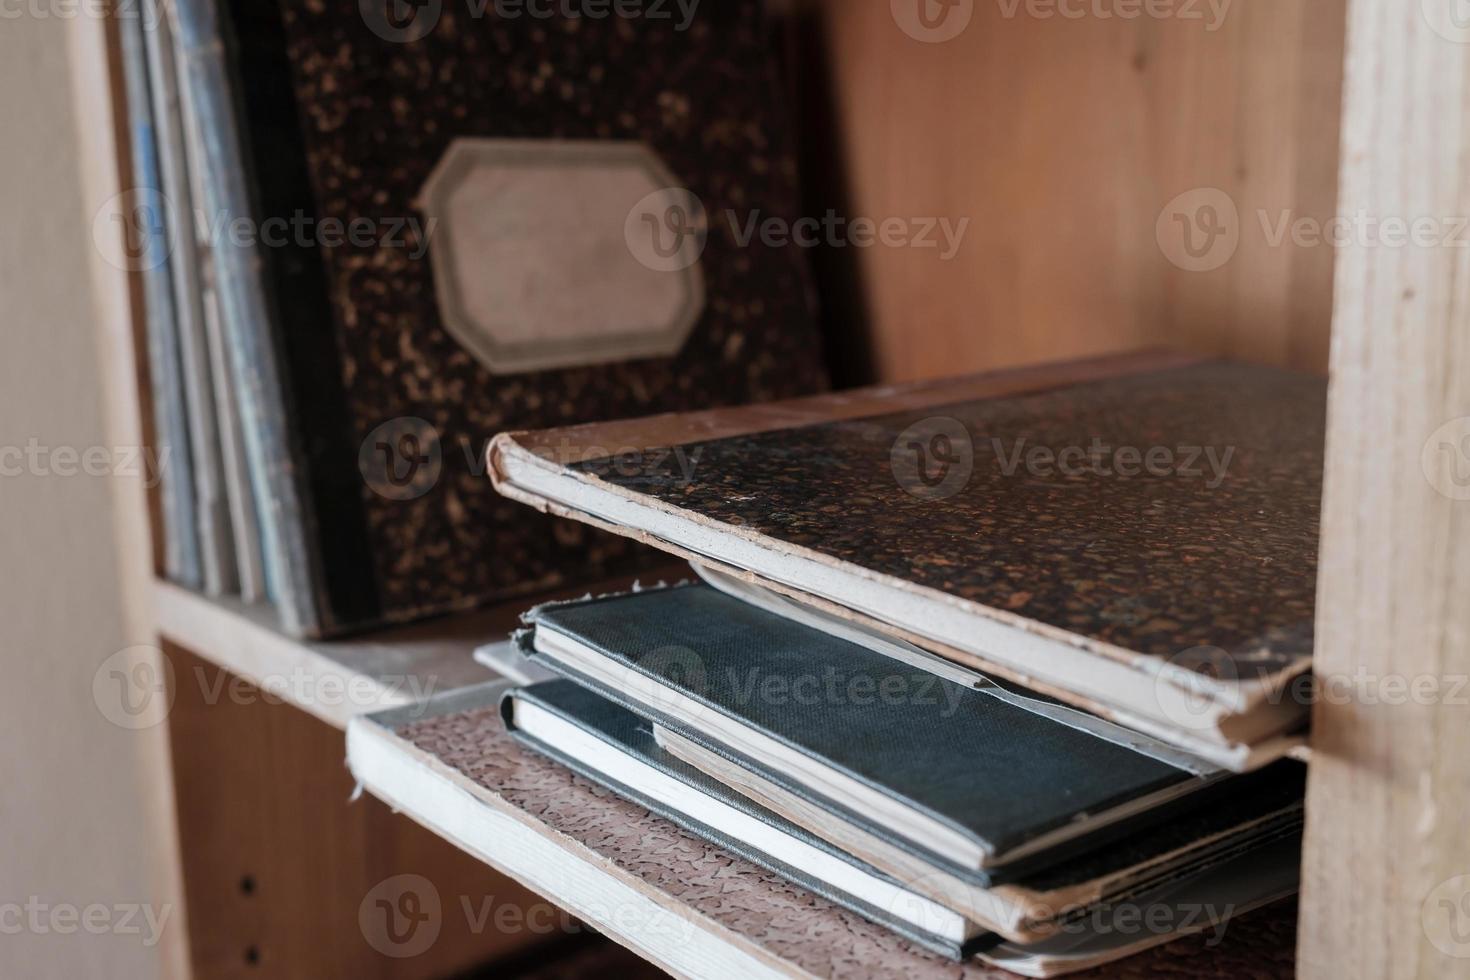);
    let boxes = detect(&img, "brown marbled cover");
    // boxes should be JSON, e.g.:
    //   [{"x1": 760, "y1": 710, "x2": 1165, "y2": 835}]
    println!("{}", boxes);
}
[
  {"x1": 571, "y1": 362, "x2": 1325, "y2": 681},
  {"x1": 239, "y1": 0, "x2": 825, "y2": 631},
  {"x1": 397, "y1": 705, "x2": 1298, "y2": 979}
]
